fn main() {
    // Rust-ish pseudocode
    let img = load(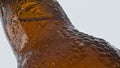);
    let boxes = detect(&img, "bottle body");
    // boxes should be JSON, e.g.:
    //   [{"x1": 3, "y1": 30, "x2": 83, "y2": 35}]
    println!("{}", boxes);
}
[{"x1": 0, "y1": 0, "x2": 120, "y2": 68}]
